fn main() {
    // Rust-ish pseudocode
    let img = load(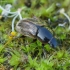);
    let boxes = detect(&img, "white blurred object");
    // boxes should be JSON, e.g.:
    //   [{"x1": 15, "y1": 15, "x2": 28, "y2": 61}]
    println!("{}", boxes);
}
[
  {"x1": 58, "y1": 8, "x2": 70, "y2": 29},
  {"x1": 58, "y1": 22, "x2": 66, "y2": 27},
  {"x1": 2, "y1": 4, "x2": 12, "y2": 17},
  {"x1": 4, "y1": 4, "x2": 12, "y2": 11},
  {"x1": 59, "y1": 8, "x2": 70, "y2": 23},
  {"x1": 0, "y1": 4, "x2": 26, "y2": 32}
]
